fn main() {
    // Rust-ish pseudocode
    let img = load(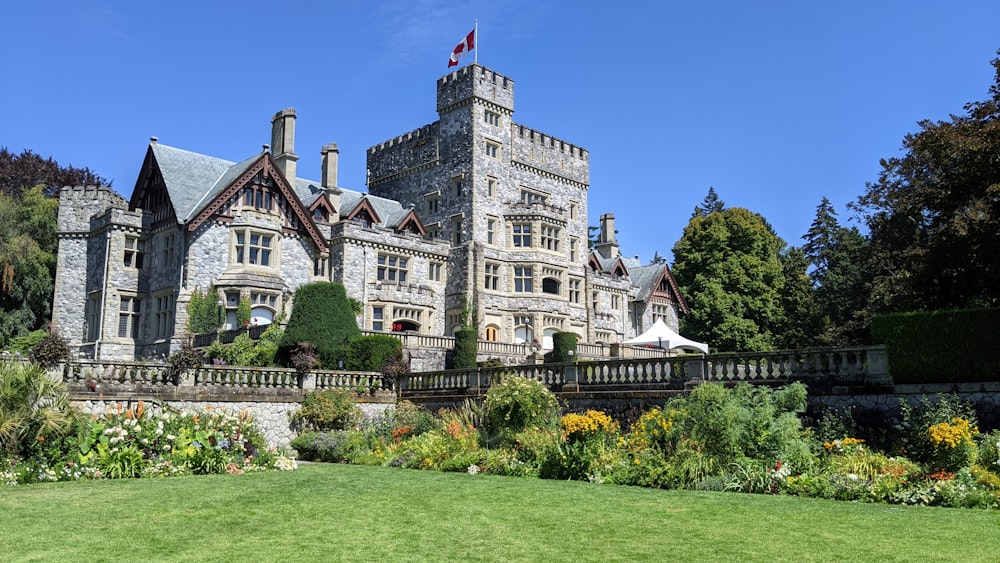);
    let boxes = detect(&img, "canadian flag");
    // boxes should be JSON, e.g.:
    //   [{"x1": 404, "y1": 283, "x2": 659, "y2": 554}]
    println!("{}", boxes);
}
[{"x1": 448, "y1": 29, "x2": 476, "y2": 68}]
